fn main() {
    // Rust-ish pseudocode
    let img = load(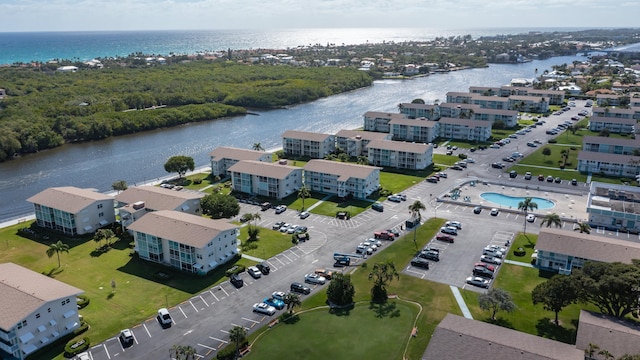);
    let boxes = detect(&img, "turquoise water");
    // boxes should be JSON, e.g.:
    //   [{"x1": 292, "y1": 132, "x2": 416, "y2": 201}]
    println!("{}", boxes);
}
[{"x1": 480, "y1": 192, "x2": 555, "y2": 209}]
